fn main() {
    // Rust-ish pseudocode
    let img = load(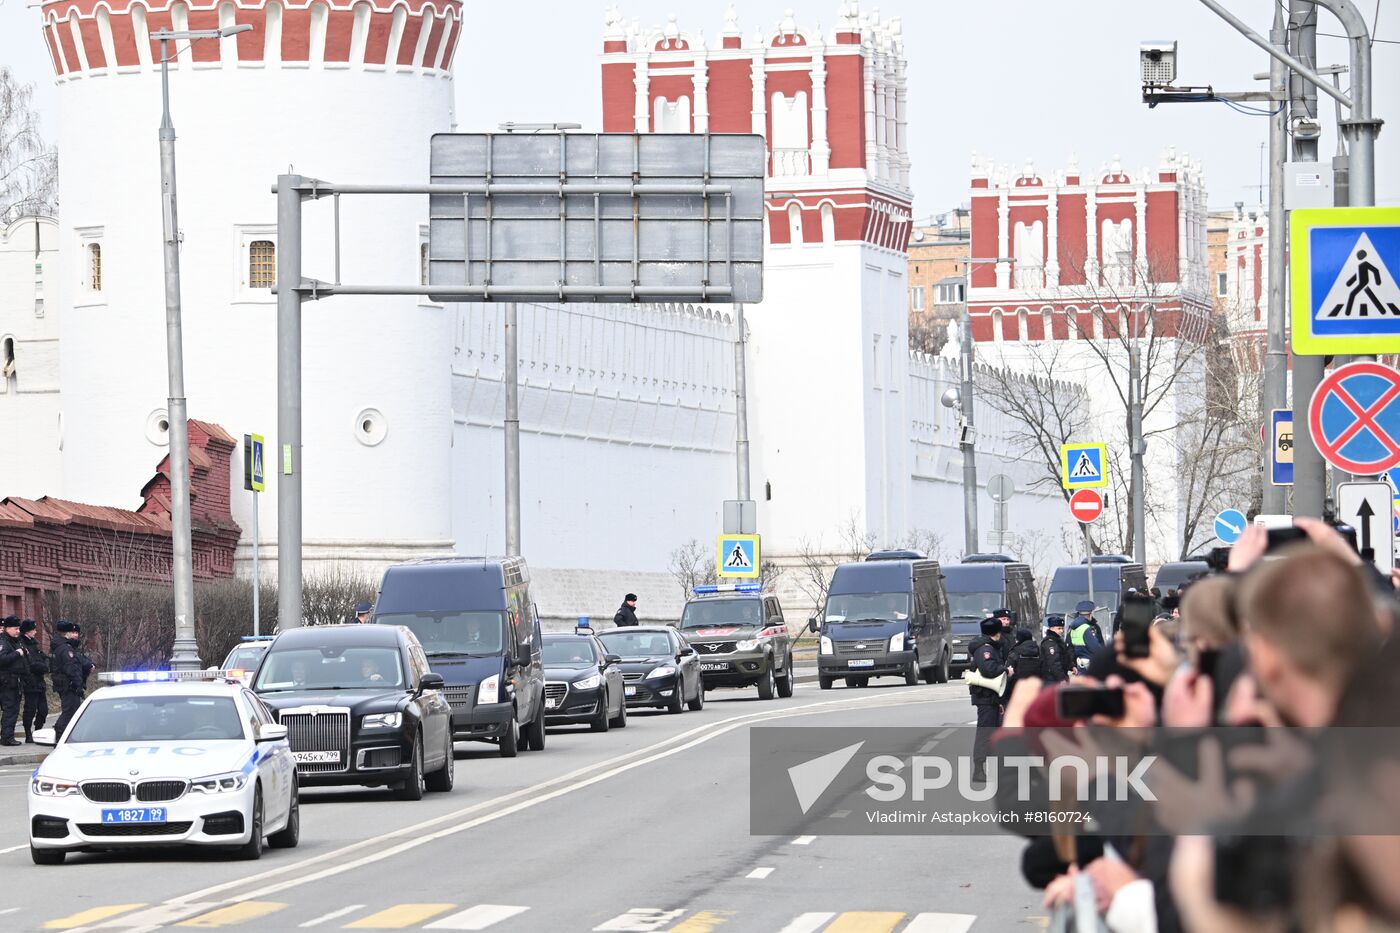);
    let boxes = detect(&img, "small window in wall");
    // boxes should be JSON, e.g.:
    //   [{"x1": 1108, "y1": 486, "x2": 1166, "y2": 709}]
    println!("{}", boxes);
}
[
  {"x1": 420, "y1": 243, "x2": 430, "y2": 286},
  {"x1": 88, "y1": 243, "x2": 102, "y2": 292},
  {"x1": 248, "y1": 240, "x2": 276, "y2": 289},
  {"x1": 1216, "y1": 271, "x2": 1228, "y2": 296},
  {"x1": 911, "y1": 286, "x2": 925, "y2": 311},
  {"x1": 787, "y1": 203, "x2": 803, "y2": 244},
  {"x1": 820, "y1": 203, "x2": 835, "y2": 242}
]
